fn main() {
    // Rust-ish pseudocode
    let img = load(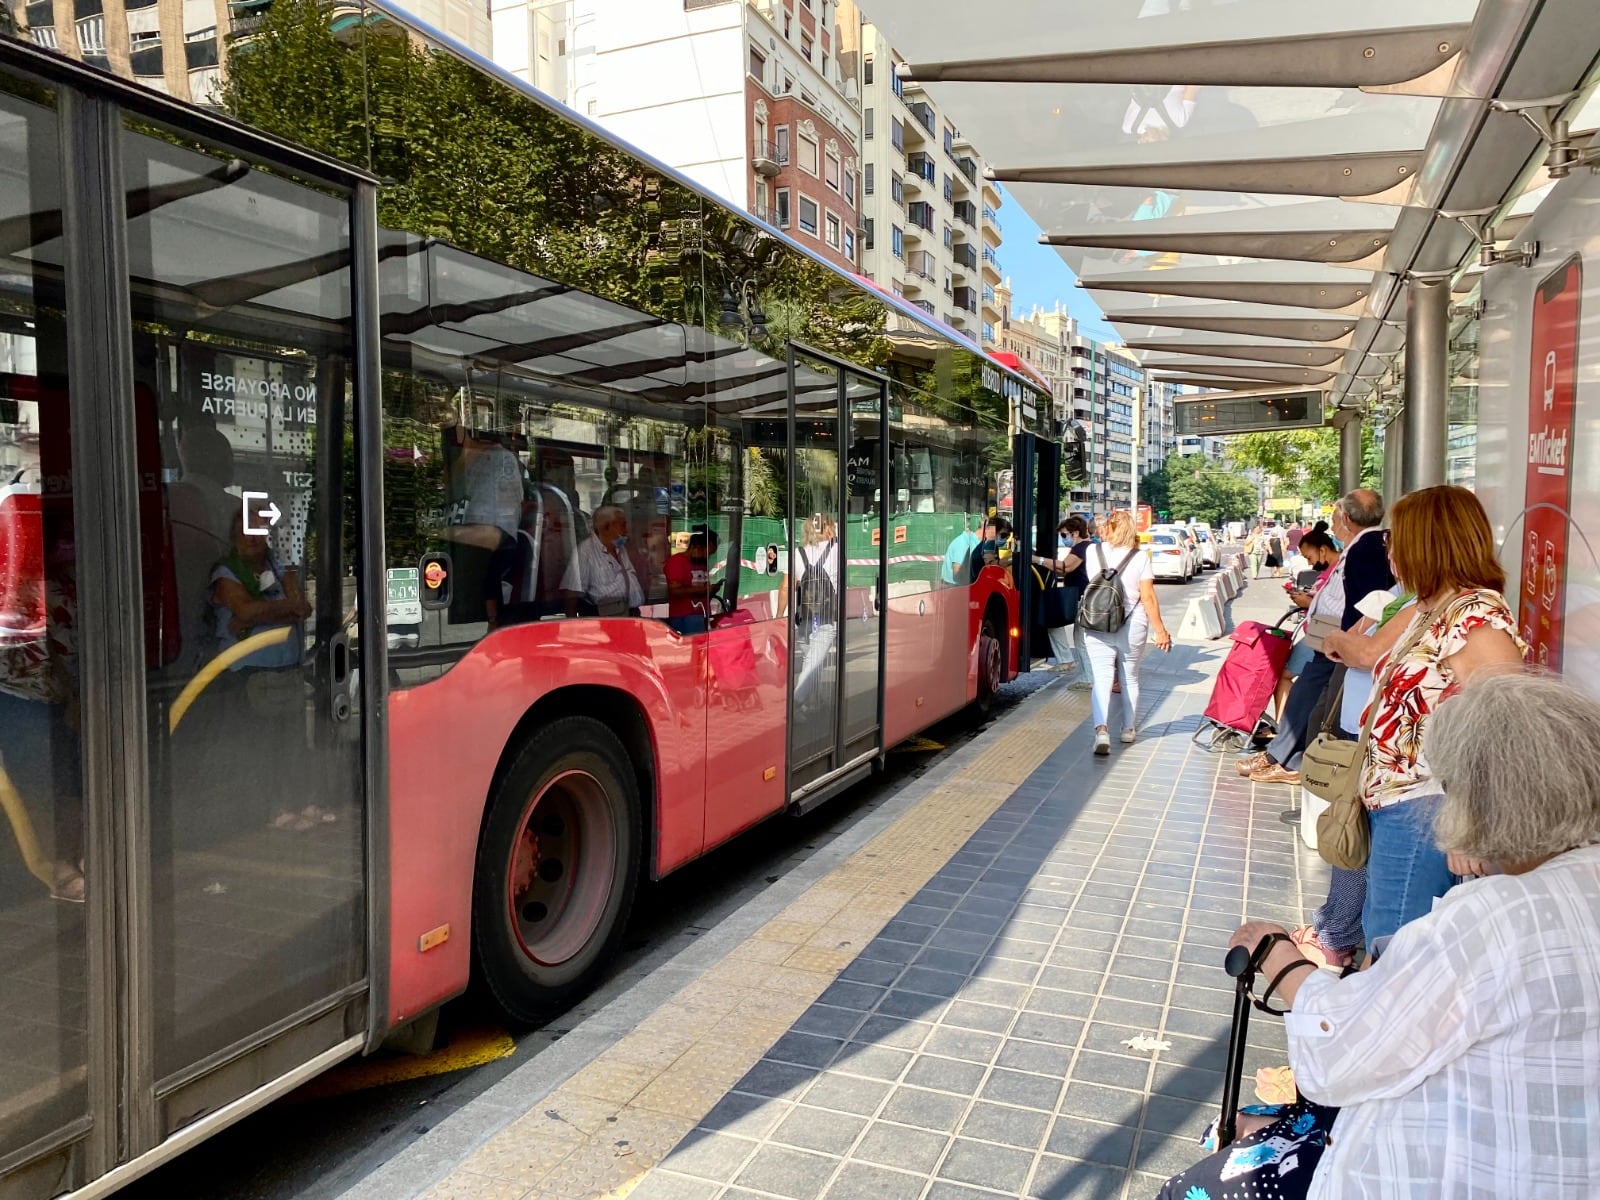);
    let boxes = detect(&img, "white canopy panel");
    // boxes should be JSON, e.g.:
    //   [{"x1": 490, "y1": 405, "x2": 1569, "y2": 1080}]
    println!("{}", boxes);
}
[{"x1": 857, "y1": 0, "x2": 1595, "y2": 410}]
